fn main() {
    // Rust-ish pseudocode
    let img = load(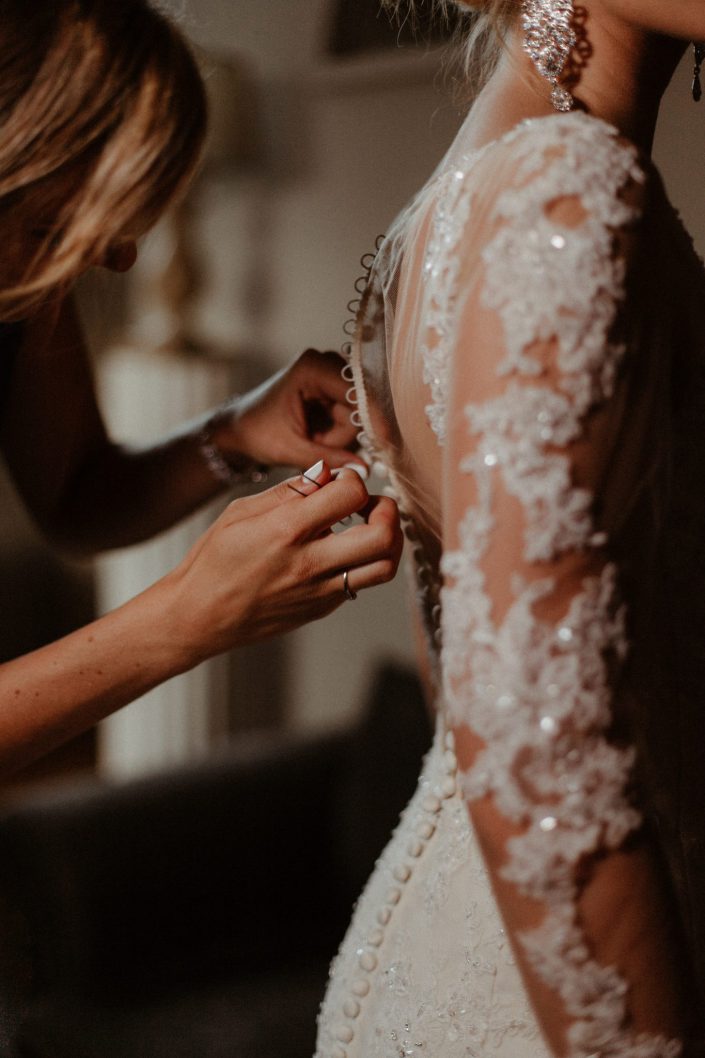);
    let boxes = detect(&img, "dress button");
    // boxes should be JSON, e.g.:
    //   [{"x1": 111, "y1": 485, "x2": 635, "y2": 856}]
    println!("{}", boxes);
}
[
  {"x1": 392, "y1": 864, "x2": 412, "y2": 883},
  {"x1": 386, "y1": 887, "x2": 402, "y2": 905},
  {"x1": 343, "y1": 999, "x2": 361, "y2": 1019},
  {"x1": 351, "y1": 978, "x2": 370, "y2": 997},
  {"x1": 422, "y1": 794, "x2": 441, "y2": 814},
  {"x1": 332, "y1": 1048, "x2": 347, "y2": 1058},
  {"x1": 416, "y1": 820, "x2": 435, "y2": 840},
  {"x1": 359, "y1": 951, "x2": 378, "y2": 972},
  {"x1": 407, "y1": 838, "x2": 424, "y2": 858},
  {"x1": 367, "y1": 928, "x2": 384, "y2": 947},
  {"x1": 440, "y1": 777, "x2": 457, "y2": 798},
  {"x1": 377, "y1": 907, "x2": 391, "y2": 926},
  {"x1": 443, "y1": 750, "x2": 458, "y2": 773},
  {"x1": 335, "y1": 1024, "x2": 354, "y2": 1044}
]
